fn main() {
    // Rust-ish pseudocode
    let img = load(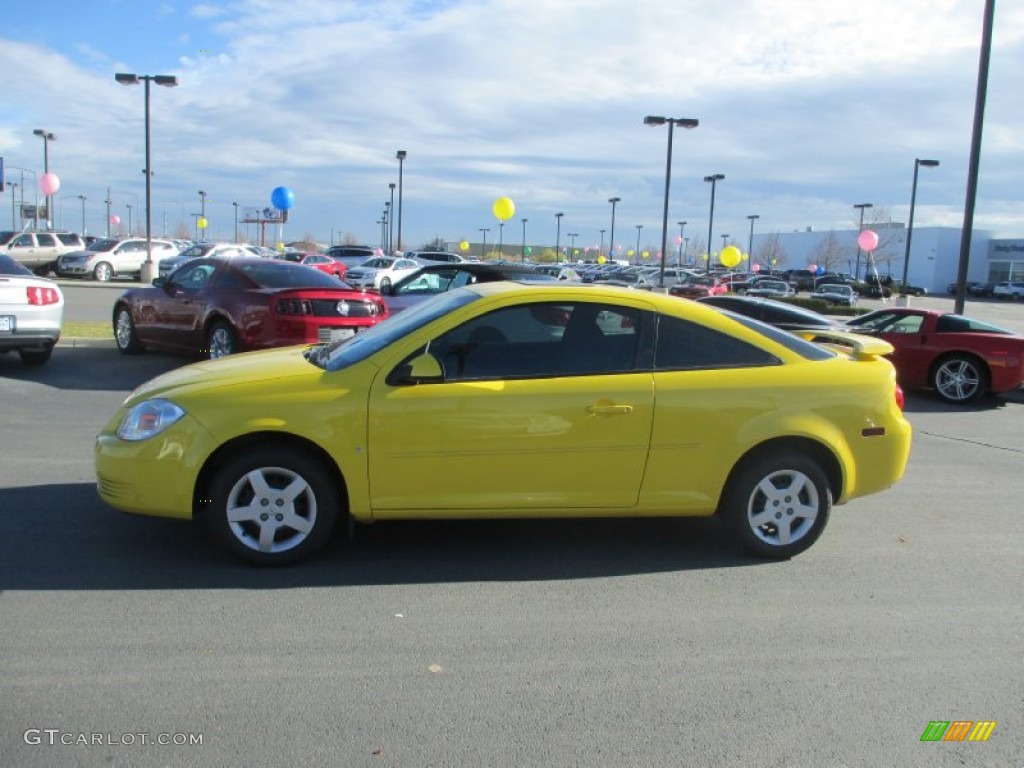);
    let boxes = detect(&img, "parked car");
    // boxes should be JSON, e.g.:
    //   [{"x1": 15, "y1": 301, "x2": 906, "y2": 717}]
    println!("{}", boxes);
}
[
  {"x1": 343, "y1": 256, "x2": 423, "y2": 291},
  {"x1": 968, "y1": 282, "x2": 997, "y2": 298},
  {"x1": 0, "y1": 253, "x2": 64, "y2": 365},
  {"x1": 992, "y1": 281, "x2": 1024, "y2": 300},
  {"x1": 812, "y1": 283, "x2": 859, "y2": 307},
  {"x1": 843, "y1": 307, "x2": 1024, "y2": 403},
  {"x1": 95, "y1": 281, "x2": 911, "y2": 565},
  {"x1": 745, "y1": 280, "x2": 796, "y2": 299},
  {"x1": 2, "y1": 230, "x2": 86, "y2": 275},
  {"x1": 158, "y1": 242, "x2": 253, "y2": 279},
  {"x1": 274, "y1": 250, "x2": 347, "y2": 279},
  {"x1": 57, "y1": 238, "x2": 180, "y2": 281},
  {"x1": 382, "y1": 262, "x2": 556, "y2": 313},
  {"x1": 786, "y1": 269, "x2": 817, "y2": 291},
  {"x1": 404, "y1": 251, "x2": 465, "y2": 264},
  {"x1": 324, "y1": 245, "x2": 376, "y2": 270},
  {"x1": 112, "y1": 257, "x2": 388, "y2": 359},
  {"x1": 697, "y1": 295, "x2": 843, "y2": 333},
  {"x1": 668, "y1": 276, "x2": 727, "y2": 299}
]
